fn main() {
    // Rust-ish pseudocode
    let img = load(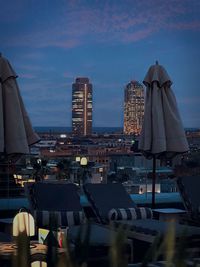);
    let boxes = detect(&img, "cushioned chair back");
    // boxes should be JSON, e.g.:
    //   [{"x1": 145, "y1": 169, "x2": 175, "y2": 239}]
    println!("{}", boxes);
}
[
  {"x1": 25, "y1": 182, "x2": 82, "y2": 211},
  {"x1": 83, "y1": 183, "x2": 136, "y2": 223},
  {"x1": 177, "y1": 176, "x2": 200, "y2": 218}
]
